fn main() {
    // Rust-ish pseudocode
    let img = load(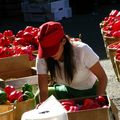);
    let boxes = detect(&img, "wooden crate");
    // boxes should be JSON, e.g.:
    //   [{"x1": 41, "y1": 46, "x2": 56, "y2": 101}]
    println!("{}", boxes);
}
[
  {"x1": 107, "y1": 43, "x2": 119, "y2": 81},
  {"x1": 114, "y1": 57, "x2": 120, "y2": 82},
  {"x1": 103, "y1": 36, "x2": 120, "y2": 58},
  {"x1": 0, "y1": 105, "x2": 16, "y2": 120}
]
